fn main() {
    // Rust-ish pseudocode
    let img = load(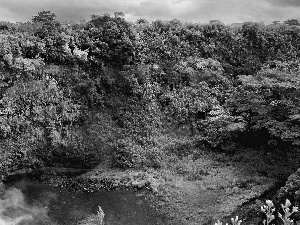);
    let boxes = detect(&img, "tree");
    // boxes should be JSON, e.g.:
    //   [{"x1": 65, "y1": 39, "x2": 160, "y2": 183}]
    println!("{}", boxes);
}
[
  {"x1": 272, "y1": 21, "x2": 281, "y2": 25},
  {"x1": 136, "y1": 18, "x2": 148, "y2": 24},
  {"x1": 32, "y1": 11, "x2": 56, "y2": 23},
  {"x1": 226, "y1": 65, "x2": 300, "y2": 150},
  {"x1": 163, "y1": 82, "x2": 218, "y2": 134},
  {"x1": 114, "y1": 12, "x2": 125, "y2": 19},
  {"x1": 0, "y1": 78, "x2": 80, "y2": 144},
  {"x1": 209, "y1": 20, "x2": 224, "y2": 25},
  {"x1": 284, "y1": 19, "x2": 300, "y2": 26},
  {"x1": 80, "y1": 12, "x2": 136, "y2": 68},
  {"x1": 32, "y1": 11, "x2": 62, "y2": 39}
]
